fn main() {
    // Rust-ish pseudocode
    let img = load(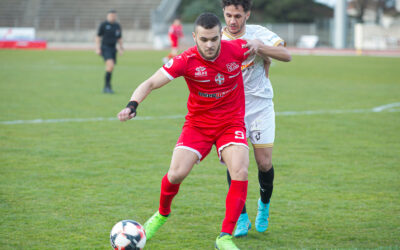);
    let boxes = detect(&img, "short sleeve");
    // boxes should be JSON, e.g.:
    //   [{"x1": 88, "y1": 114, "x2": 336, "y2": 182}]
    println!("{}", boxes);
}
[
  {"x1": 234, "y1": 39, "x2": 250, "y2": 61},
  {"x1": 97, "y1": 23, "x2": 104, "y2": 36},
  {"x1": 255, "y1": 26, "x2": 285, "y2": 47},
  {"x1": 161, "y1": 55, "x2": 187, "y2": 80}
]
